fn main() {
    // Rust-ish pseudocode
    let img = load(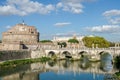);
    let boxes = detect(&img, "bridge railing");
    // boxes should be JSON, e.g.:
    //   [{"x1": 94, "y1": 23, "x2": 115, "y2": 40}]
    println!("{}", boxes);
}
[{"x1": 39, "y1": 46, "x2": 120, "y2": 51}]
